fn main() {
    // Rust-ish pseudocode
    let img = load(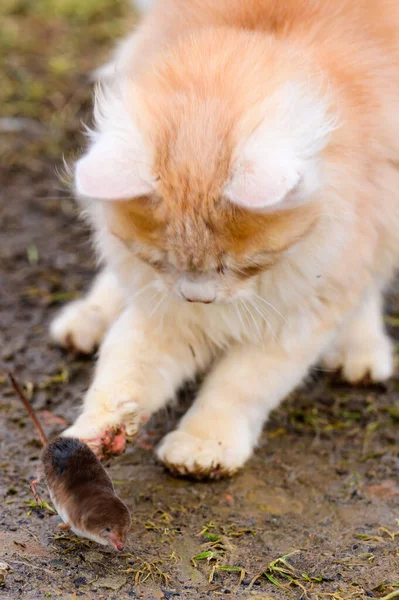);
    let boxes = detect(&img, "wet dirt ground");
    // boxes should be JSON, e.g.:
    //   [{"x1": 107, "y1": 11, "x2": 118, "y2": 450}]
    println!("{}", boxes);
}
[{"x1": 1, "y1": 2, "x2": 399, "y2": 599}]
